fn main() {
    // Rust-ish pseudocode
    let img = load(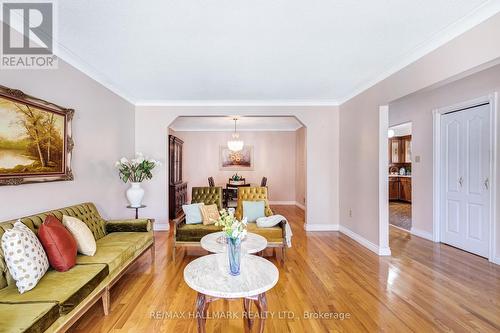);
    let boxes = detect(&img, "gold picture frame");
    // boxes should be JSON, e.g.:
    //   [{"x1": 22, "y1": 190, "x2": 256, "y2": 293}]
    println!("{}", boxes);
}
[{"x1": 0, "y1": 85, "x2": 74, "y2": 186}]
